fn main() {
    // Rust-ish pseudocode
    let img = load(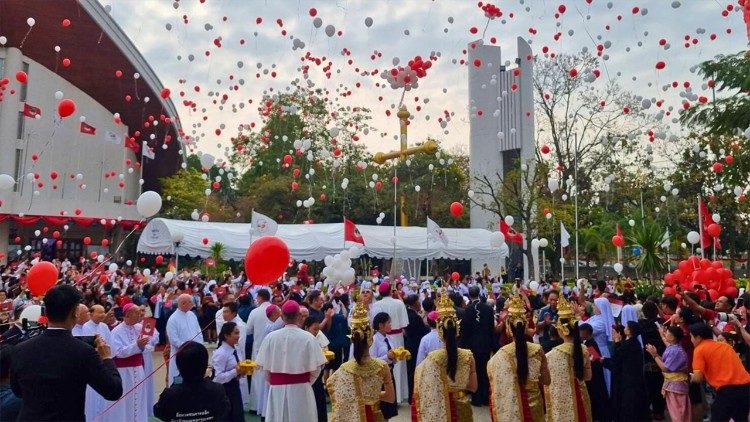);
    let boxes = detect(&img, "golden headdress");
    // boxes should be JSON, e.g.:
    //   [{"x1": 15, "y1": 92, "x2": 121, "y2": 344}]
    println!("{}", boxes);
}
[
  {"x1": 436, "y1": 289, "x2": 460, "y2": 340},
  {"x1": 506, "y1": 294, "x2": 528, "y2": 329},
  {"x1": 555, "y1": 295, "x2": 578, "y2": 336},
  {"x1": 350, "y1": 295, "x2": 373, "y2": 347}
]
